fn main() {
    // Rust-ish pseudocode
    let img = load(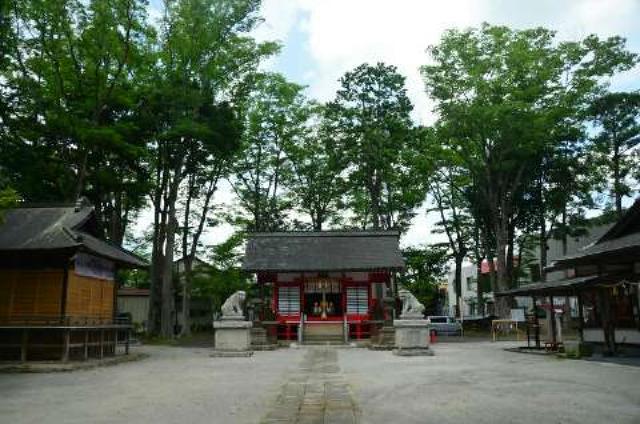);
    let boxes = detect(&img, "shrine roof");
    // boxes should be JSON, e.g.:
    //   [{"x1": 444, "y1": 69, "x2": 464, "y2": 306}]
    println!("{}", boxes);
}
[
  {"x1": 0, "y1": 201, "x2": 147, "y2": 268},
  {"x1": 243, "y1": 230, "x2": 405, "y2": 272},
  {"x1": 549, "y1": 198, "x2": 640, "y2": 269}
]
